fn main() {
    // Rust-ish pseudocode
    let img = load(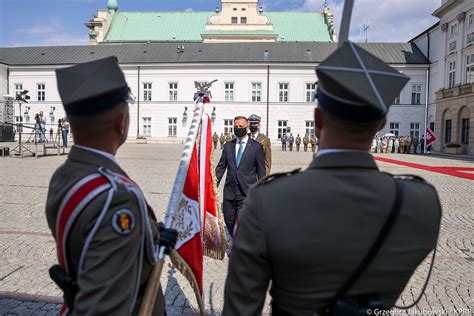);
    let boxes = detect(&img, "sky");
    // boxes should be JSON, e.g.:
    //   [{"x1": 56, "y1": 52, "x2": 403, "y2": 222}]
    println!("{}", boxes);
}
[{"x1": 0, "y1": 0, "x2": 440, "y2": 47}]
